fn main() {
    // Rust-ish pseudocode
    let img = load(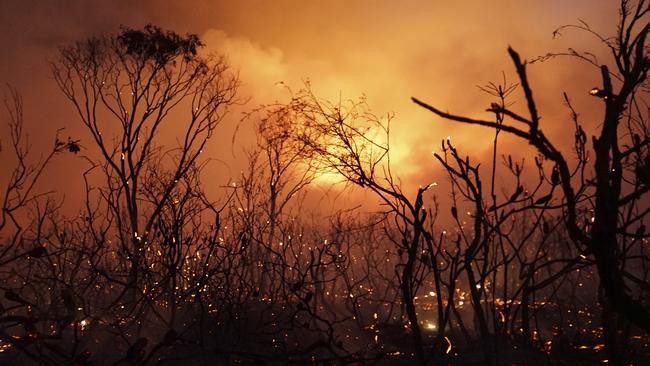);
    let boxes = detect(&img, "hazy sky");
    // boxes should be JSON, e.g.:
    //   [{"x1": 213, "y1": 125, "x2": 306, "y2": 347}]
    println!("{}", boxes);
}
[{"x1": 0, "y1": 0, "x2": 619, "y2": 212}]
